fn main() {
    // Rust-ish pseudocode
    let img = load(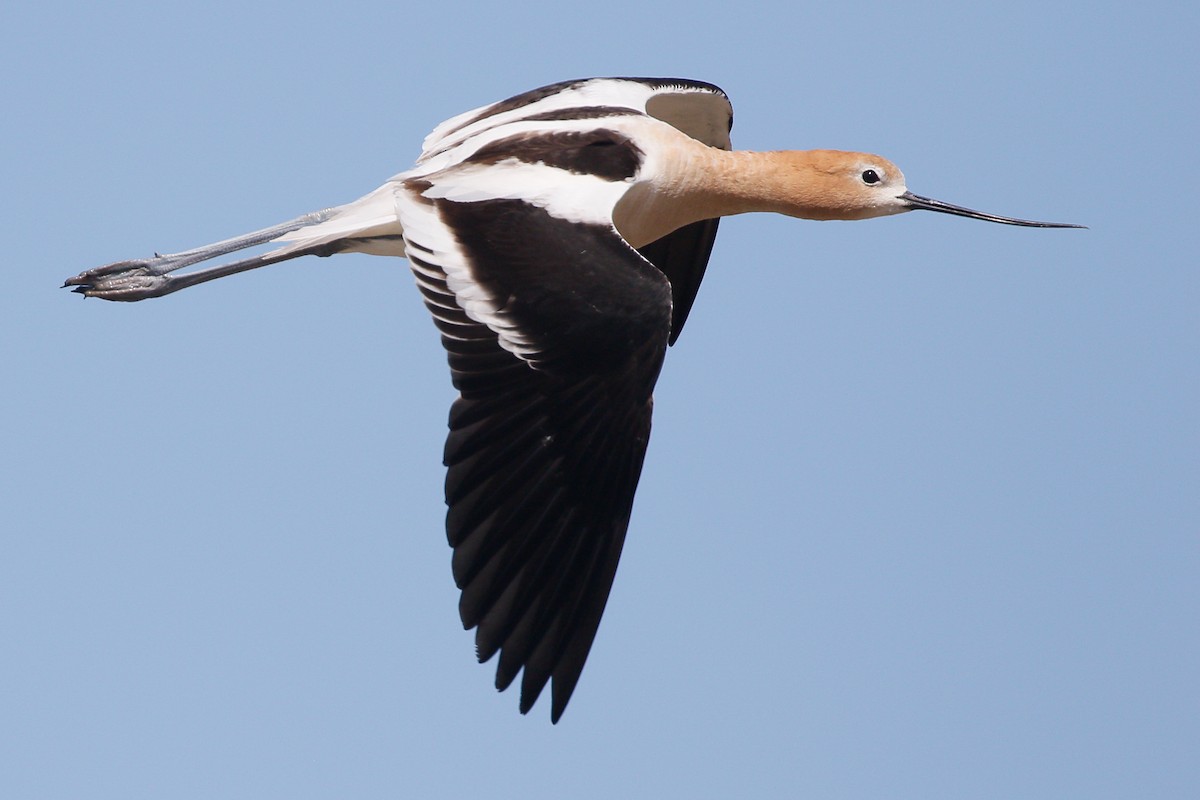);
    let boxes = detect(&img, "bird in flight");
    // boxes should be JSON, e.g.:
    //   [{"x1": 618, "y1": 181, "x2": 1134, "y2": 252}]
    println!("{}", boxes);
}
[{"x1": 64, "y1": 77, "x2": 1081, "y2": 722}]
